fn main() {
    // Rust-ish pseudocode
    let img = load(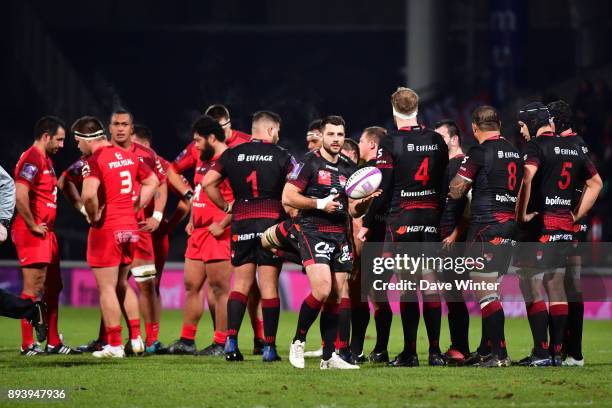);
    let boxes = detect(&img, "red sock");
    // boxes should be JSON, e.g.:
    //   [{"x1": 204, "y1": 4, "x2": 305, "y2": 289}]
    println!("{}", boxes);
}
[
  {"x1": 253, "y1": 318, "x2": 264, "y2": 340},
  {"x1": 43, "y1": 290, "x2": 60, "y2": 346},
  {"x1": 145, "y1": 322, "x2": 159, "y2": 346},
  {"x1": 128, "y1": 319, "x2": 141, "y2": 340},
  {"x1": 106, "y1": 326, "x2": 122, "y2": 347},
  {"x1": 20, "y1": 293, "x2": 36, "y2": 349},
  {"x1": 181, "y1": 324, "x2": 197, "y2": 341},
  {"x1": 213, "y1": 330, "x2": 227, "y2": 345}
]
